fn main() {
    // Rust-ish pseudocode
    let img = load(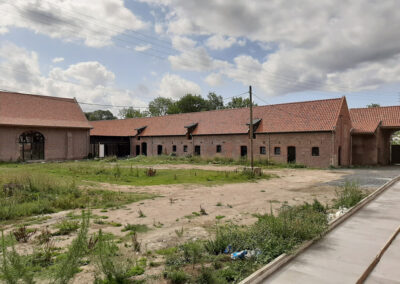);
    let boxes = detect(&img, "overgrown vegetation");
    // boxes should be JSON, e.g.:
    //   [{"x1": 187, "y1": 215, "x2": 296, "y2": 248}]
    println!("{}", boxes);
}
[
  {"x1": 162, "y1": 201, "x2": 329, "y2": 283},
  {"x1": 118, "y1": 155, "x2": 306, "y2": 169},
  {"x1": 0, "y1": 162, "x2": 275, "y2": 194},
  {"x1": 0, "y1": 211, "x2": 91, "y2": 284},
  {"x1": 0, "y1": 172, "x2": 154, "y2": 221},
  {"x1": 333, "y1": 181, "x2": 366, "y2": 209}
]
